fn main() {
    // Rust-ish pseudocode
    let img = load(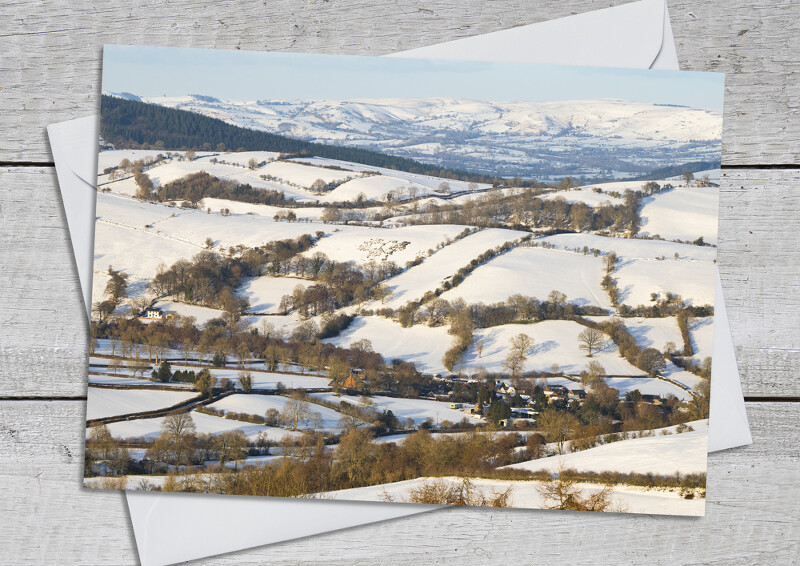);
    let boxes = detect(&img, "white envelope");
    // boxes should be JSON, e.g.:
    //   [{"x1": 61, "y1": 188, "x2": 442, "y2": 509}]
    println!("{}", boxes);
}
[{"x1": 47, "y1": 1, "x2": 750, "y2": 564}]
